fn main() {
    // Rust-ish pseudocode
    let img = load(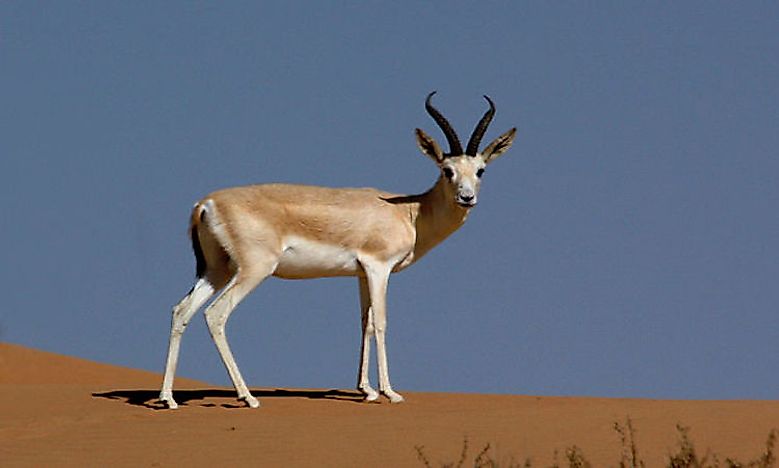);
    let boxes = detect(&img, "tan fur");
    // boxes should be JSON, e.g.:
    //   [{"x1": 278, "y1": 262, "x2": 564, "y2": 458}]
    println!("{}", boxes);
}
[
  {"x1": 192, "y1": 179, "x2": 467, "y2": 279},
  {"x1": 160, "y1": 95, "x2": 517, "y2": 409}
]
